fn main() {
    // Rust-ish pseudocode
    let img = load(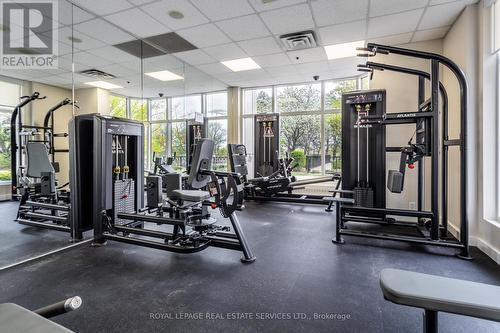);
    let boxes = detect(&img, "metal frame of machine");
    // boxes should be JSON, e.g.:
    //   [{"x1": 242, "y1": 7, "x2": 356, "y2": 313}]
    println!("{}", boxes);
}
[
  {"x1": 229, "y1": 143, "x2": 342, "y2": 210},
  {"x1": 254, "y1": 113, "x2": 280, "y2": 177},
  {"x1": 70, "y1": 114, "x2": 255, "y2": 263},
  {"x1": 186, "y1": 113, "x2": 207, "y2": 174},
  {"x1": 333, "y1": 43, "x2": 470, "y2": 259},
  {"x1": 11, "y1": 93, "x2": 90, "y2": 239}
]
